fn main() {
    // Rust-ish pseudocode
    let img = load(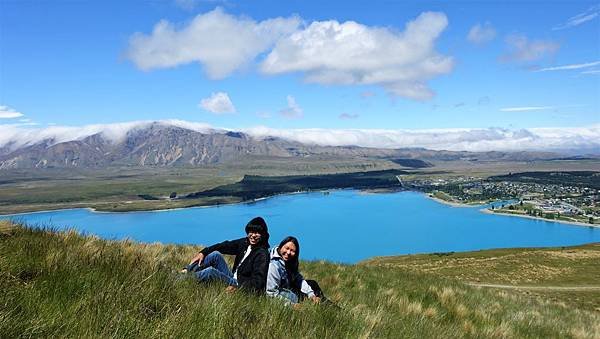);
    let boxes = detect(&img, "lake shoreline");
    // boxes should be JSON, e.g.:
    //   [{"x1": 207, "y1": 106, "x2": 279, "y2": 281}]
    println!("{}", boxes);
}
[
  {"x1": 0, "y1": 189, "x2": 346, "y2": 216},
  {"x1": 480, "y1": 208, "x2": 599, "y2": 229},
  {"x1": 425, "y1": 194, "x2": 485, "y2": 208},
  {"x1": 423, "y1": 194, "x2": 598, "y2": 229}
]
